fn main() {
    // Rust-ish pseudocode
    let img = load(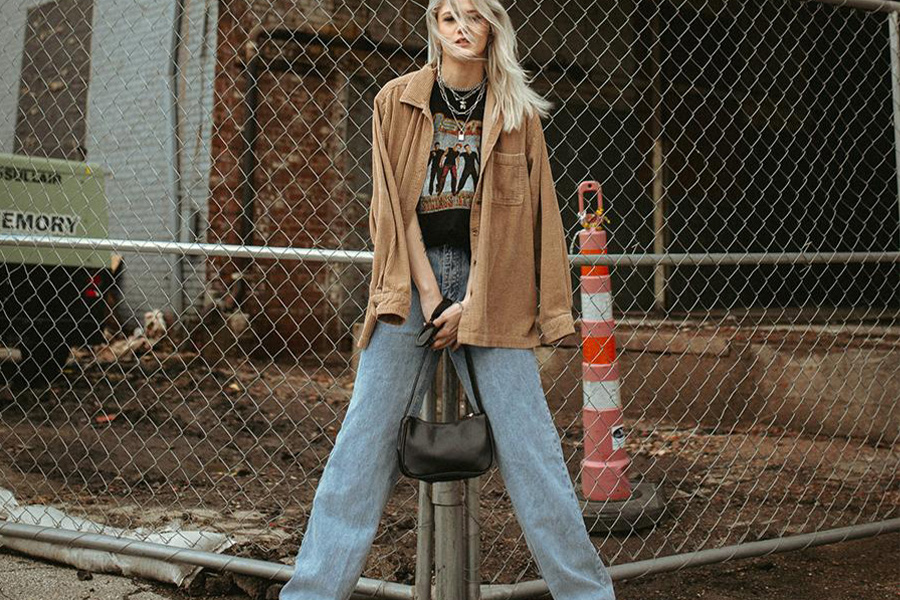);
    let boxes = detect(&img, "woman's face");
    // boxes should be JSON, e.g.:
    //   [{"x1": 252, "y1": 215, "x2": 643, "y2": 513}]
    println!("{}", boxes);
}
[{"x1": 436, "y1": 0, "x2": 491, "y2": 60}]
